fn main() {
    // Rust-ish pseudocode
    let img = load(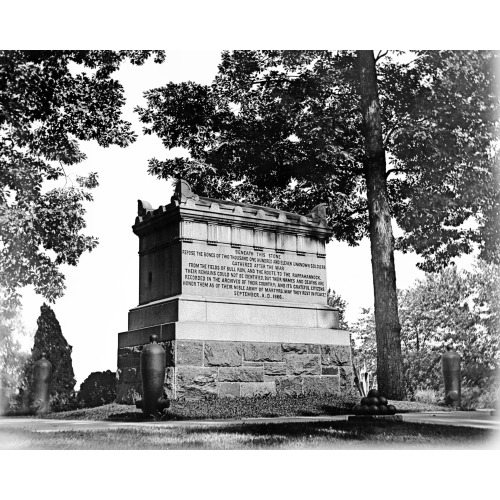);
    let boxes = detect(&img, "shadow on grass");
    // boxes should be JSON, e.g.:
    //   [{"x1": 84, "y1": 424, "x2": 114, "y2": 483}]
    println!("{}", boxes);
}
[{"x1": 172, "y1": 419, "x2": 493, "y2": 449}]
